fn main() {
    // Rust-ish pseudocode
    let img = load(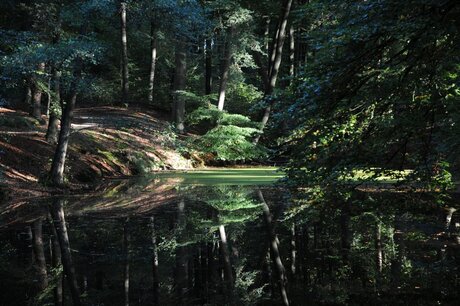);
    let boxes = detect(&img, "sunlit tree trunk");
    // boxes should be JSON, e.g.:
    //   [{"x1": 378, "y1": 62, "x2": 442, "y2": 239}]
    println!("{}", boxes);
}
[
  {"x1": 123, "y1": 219, "x2": 130, "y2": 306},
  {"x1": 375, "y1": 222, "x2": 383, "y2": 273},
  {"x1": 391, "y1": 216, "x2": 405, "y2": 288},
  {"x1": 290, "y1": 224, "x2": 296, "y2": 278},
  {"x1": 150, "y1": 216, "x2": 159, "y2": 305},
  {"x1": 49, "y1": 66, "x2": 81, "y2": 186},
  {"x1": 258, "y1": 190, "x2": 289, "y2": 306},
  {"x1": 217, "y1": 27, "x2": 234, "y2": 111},
  {"x1": 289, "y1": 25, "x2": 295, "y2": 78},
  {"x1": 218, "y1": 225, "x2": 234, "y2": 291},
  {"x1": 148, "y1": 20, "x2": 158, "y2": 104},
  {"x1": 120, "y1": 1, "x2": 129, "y2": 106},
  {"x1": 32, "y1": 218, "x2": 48, "y2": 291},
  {"x1": 31, "y1": 62, "x2": 46, "y2": 120},
  {"x1": 24, "y1": 82, "x2": 32, "y2": 107},
  {"x1": 173, "y1": 39, "x2": 187, "y2": 133},
  {"x1": 46, "y1": 69, "x2": 61, "y2": 145},
  {"x1": 49, "y1": 199, "x2": 81, "y2": 306}
]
